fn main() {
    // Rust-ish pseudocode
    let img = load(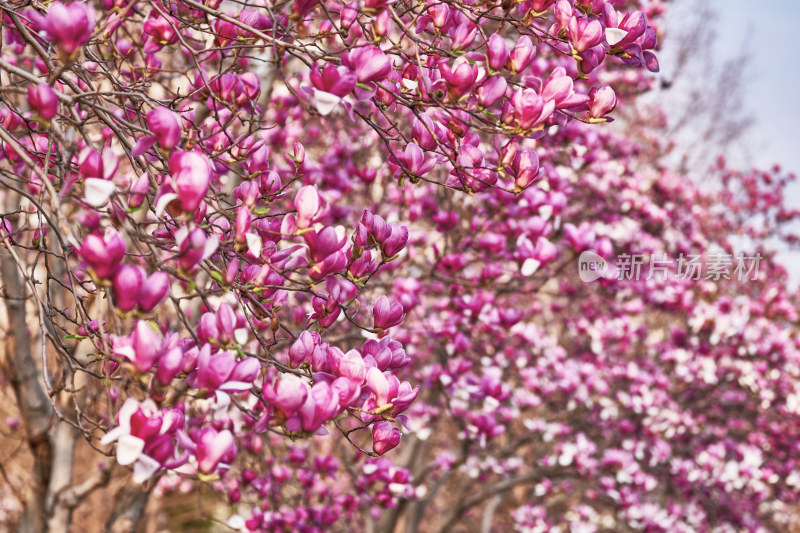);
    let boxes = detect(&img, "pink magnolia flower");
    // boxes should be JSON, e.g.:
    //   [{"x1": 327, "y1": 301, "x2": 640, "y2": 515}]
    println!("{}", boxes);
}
[
  {"x1": 509, "y1": 88, "x2": 555, "y2": 130},
  {"x1": 292, "y1": 142, "x2": 306, "y2": 165},
  {"x1": 372, "y1": 421, "x2": 401, "y2": 455},
  {"x1": 305, "y1": 226, "x2": 346, "y2": 263},
  {"x1": 143, "y1": 13, "x2": 179, "y2": 51},
  {"x1": 147, "y1": 108, "x2": 181, "y2": 149},
  {"x1": 288, "y1": 331, "x2": 321, "y2": 368},
  {"x1": 391, "y1": 381, "x2": 419, "y2": 415},
  {"x1": 541, "y1": 67, "x2": 587, "y2": 109},
  {"x1": 311, "y1": 294, "x2": 342, "y2": 326},
  {"x1": 486, "y1": 34, "x2": 509, "y2": 71},
  {"x1": 449, "y1": 21, "x2": 477, "y2": 50},
  {"x1": 196, "y1": 428, "x2": 236, "y2": 474},
  {"x1": 366, "y1": 367, "x2": 390, "y2": 406},
  {"x1": 373, "y1": 295, "x2": 405, "y2": 331},
  {"x1": 532, "y1": 236, "x2": 559, "y2": 263},
  {"x1": 197, "y1": 302, "x2": 241, "y2": 346},
  {"x1": 412, "y1": 114, "x2": 446, "y2": 150},
  {"x1": 138, "y1": 271, "x2": 169, "y2": 312},
  {"x1": 512, "y1": 150, "x2": 540, "y2": 191},
  {"x1": 588, "y1": 86, "x2": 617, "y2": 119},
  {"x1": 100, "y1": 399, "x2": 183, "y2": 483},
  {"x1": 78, "y1": 227, "x2": 126, "y2": 278},
  {"x1": 396, "y1": 143, "x2": 436, "y2": 178},
  {"x1": 27, "y1": 84, "x2": 58, "y2": 120},
  {"x1": 113, "y1": 265, "x2": 146, "y2": 312},
  {"x1": 310, "y1": 63, "x2": 356, "y2": 115},
  {"x1": 43, "y1": 2, "x2": 96, "y2": 54},
  {"x1": 110, "y1": 320, "x2": 165, "y2": 373},
  {"x1": 507, "y1": 36, "x2": 536, "y2": 73},
  {"x1": 294, "y1": 185, "x2": 325, "y2": 228},
  {"x1": 190, "y1": 346, "x2": 256, "y2": 393},
  {"x1": 567, "y1": 17, "x2": 604, "y2": 52},
  {"x1": 382, "y1": 224, "x2": 409, "y2": 258},
  {"x1": 439, "y1": 57, "x2": 478, "y2": 98},
  {"x1": 298, "y1": 382, "x2": 340, "y2": 432},
  {"x1": 337, "y1": 349, "x2": 367, "y2": 385},
  {"x1": 563, "y1": 222, "x2": 596, "y2": 251},
  {"x1": 343, "y1": 45, "x2": 393, "y2": 83},
  {"x1": 264, "y1": 374, "x2": 309, "y2": 418},
  {"x1": 477, "y1": 76, "x2": 508, "y2": 107},
  {"x1": 168, "y1": 151, "x2": 211, "y2": 213},
  {"x1": 176, "y1": 227, "x2": 218, "y2": 271}
]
